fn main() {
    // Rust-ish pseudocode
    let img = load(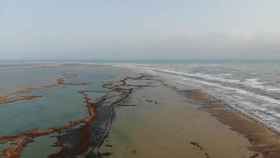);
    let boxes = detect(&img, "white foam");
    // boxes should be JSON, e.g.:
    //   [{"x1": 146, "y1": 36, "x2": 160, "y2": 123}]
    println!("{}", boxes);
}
[
  {"x1": 153, "y1": 68, "x2": 280, "y2": 104},
  {"x1": 138, "y1": 66, "x2": 280, "y2": 132},
  {"x1": 112, "y1": 63, "x2": 280, "y2": 131}
]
